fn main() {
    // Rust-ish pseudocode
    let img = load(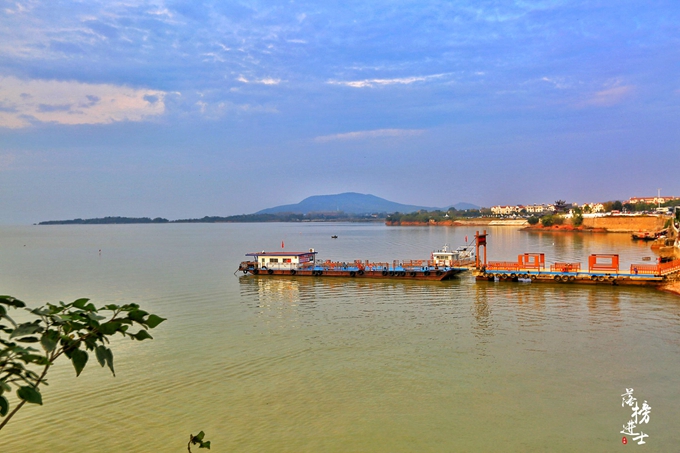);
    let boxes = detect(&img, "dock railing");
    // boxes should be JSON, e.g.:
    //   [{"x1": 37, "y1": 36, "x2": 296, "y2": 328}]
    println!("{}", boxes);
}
[
  {"x1": 629, "y1": 264, "x2": 659, "y2": 275},
  {"x1": 486, "y1": 261, "x2": 521, "y2": 271},
  {"x1": 588, "y1": 254, "x2": 619, "y2": 273},
  {"x1": 550, "y1": 262, "x2": 581, "y2": 273},
  {"x1": 659, "y1": 259, "x2": 680, "y2": 275},
  {"x1": 629, "y1": 259, "x2": 680, "y2": 276}
]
